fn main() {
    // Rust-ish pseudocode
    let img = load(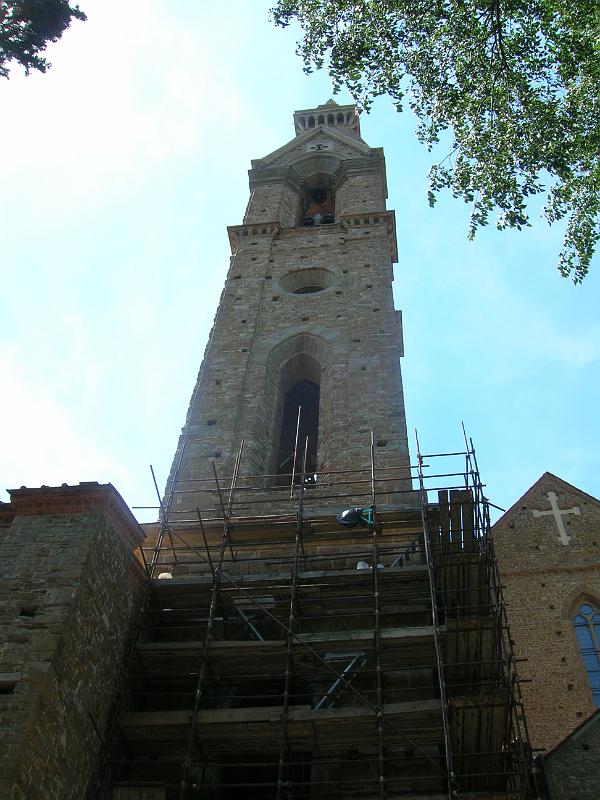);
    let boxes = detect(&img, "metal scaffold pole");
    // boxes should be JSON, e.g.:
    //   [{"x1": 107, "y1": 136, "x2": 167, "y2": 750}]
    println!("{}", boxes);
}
[
  {"x1": 370, "y1": 431, "x2": 386, "y2": 799},
  {"x1": 415, "y1": 429, "x2": 457, "y2": 799},
  {"x1": 178, "y1": 442, "x2": 244, "y2": 800},
  {"x1": 276, "y1": 435, "x2": 308, "y2": 800}
]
